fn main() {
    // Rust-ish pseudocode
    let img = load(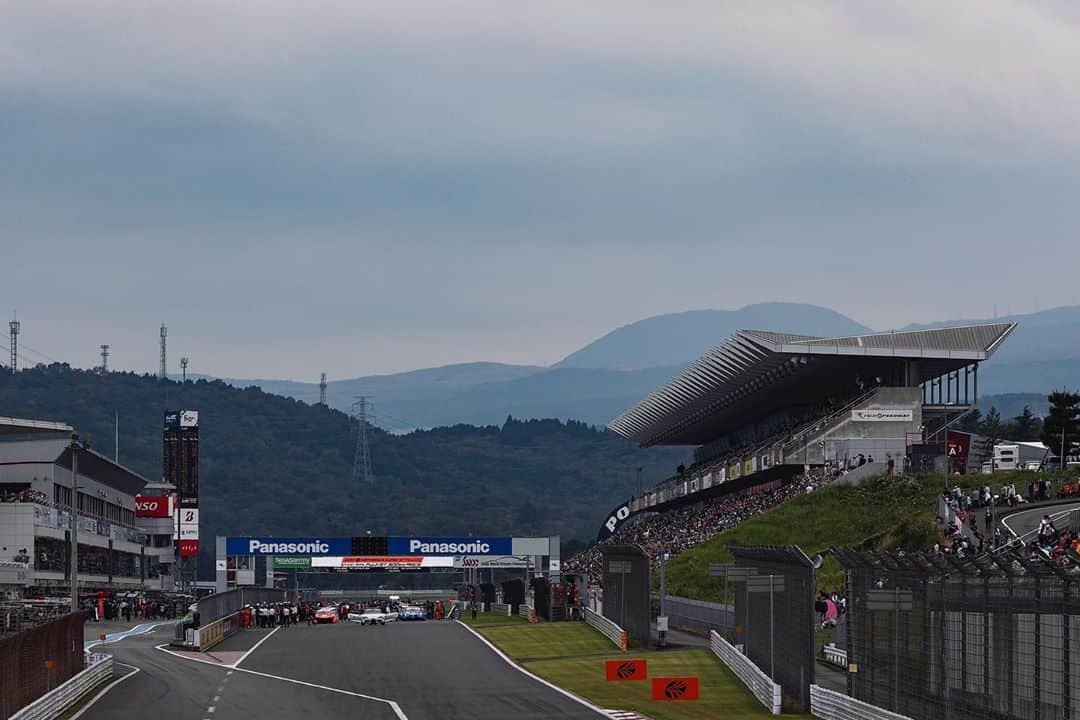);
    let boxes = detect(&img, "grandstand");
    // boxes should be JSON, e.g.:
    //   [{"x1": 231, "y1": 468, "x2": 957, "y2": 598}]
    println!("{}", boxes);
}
[{"x1": 566, "y1": 322, "x2": 1017, "y2": 580}]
